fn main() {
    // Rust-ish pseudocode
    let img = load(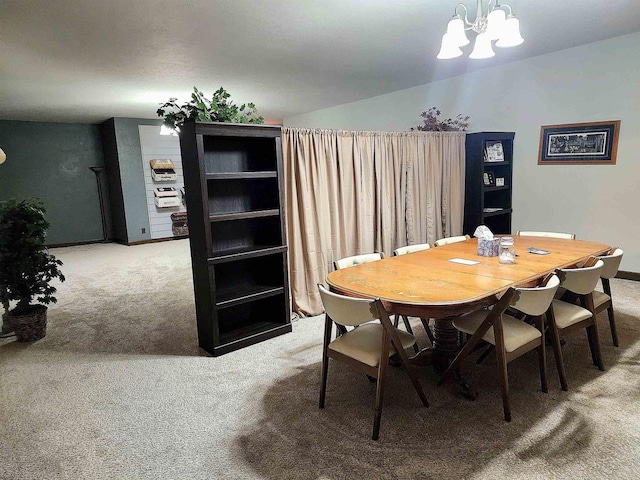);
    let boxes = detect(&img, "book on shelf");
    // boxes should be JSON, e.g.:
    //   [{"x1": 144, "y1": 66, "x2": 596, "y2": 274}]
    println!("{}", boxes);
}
[
  {"x1": 483, "y1": 207, "x2": 503, "y2": 213},
  {"x1": 484, "y1": 141, "x2": 504, "y2": 162}
]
